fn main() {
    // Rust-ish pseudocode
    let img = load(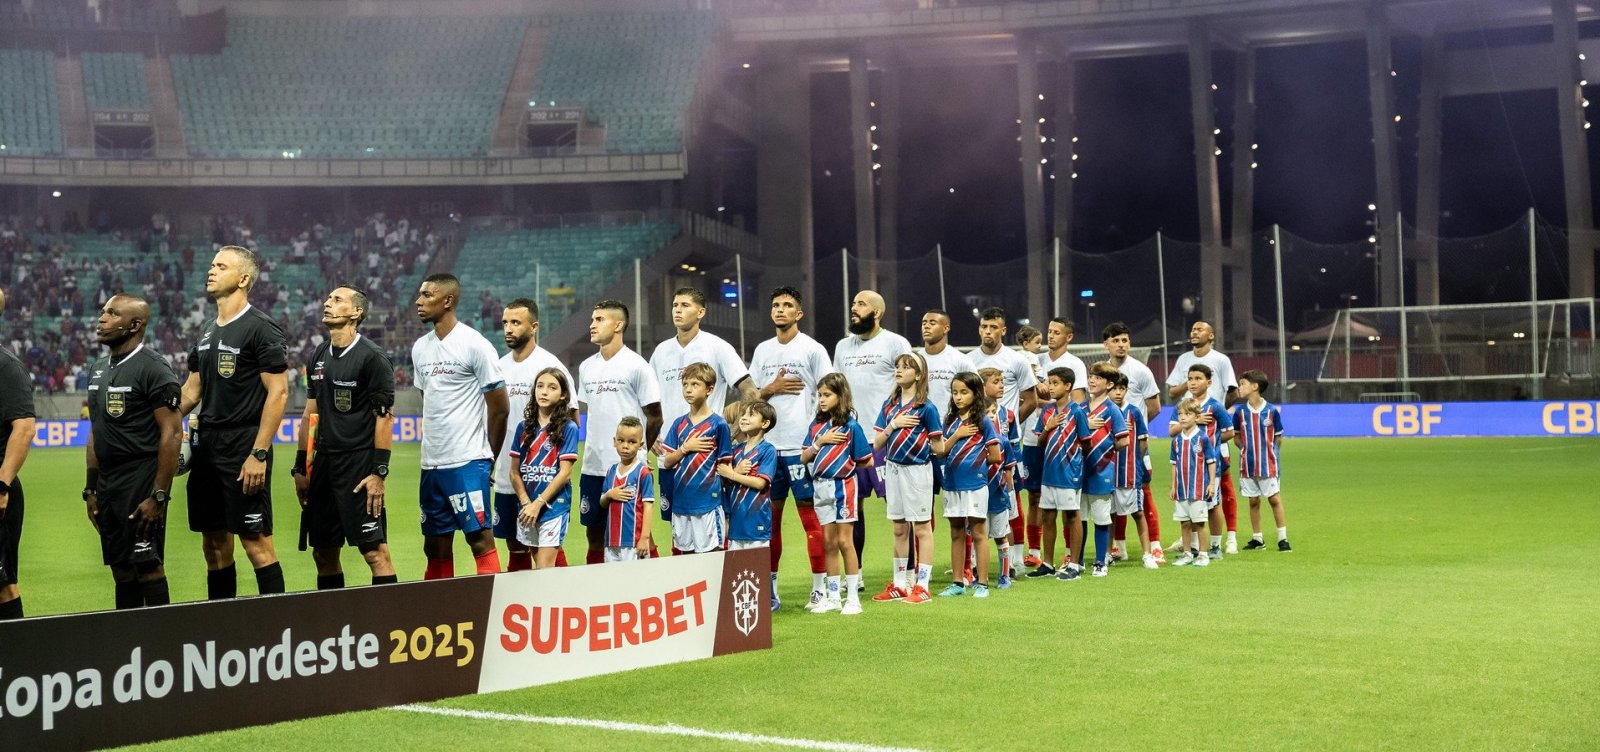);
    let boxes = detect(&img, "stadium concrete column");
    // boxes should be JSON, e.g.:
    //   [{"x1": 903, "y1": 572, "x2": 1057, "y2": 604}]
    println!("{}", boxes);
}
[
  {"x1": 755, "y1": 49, "x2": 816, "y2": 330},
  {"x1": 1413, "y1": 32, "x2": 1444, "y2": 306},
  {"x1": 1365, "y1": 2, "x2": 1403, "y2": 307},
  {"x1": 1051, "y1": 54, "x2": 1077, "y2": 318},
  {"x1": 1017, "y1": 34, "x2": 1049, "y2": 328},
  {"x1": 1228, "y1": 46, "x2": 1257, "y2": 350},
  {"x1": 849, "y1": 48, "x2": 879, "y2": 291},
  {"x1": 1187, "y1": 21, "x2": 1226, "y2": 341},
  {"x1": 1553, "y1": 0, "x2": 1596, "y2": 298},
  {"x1": 878, "y1": 60, "x2": 902, "y2": 307}
]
